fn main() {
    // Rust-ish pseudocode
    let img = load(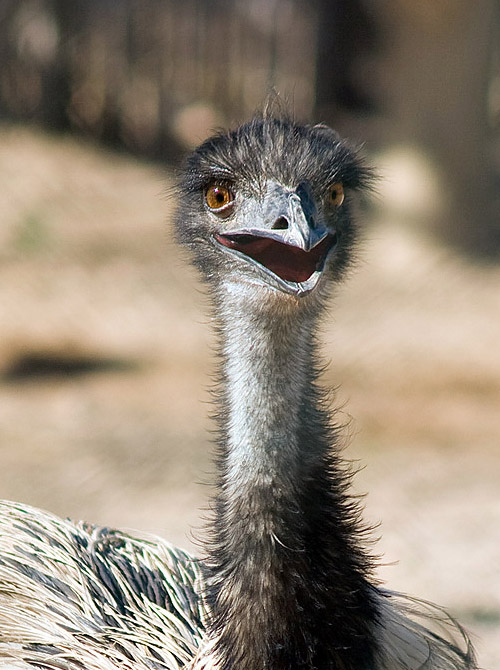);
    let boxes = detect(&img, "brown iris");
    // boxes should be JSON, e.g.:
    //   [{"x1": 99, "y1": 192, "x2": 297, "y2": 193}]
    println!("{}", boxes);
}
[
  {"x1": 328, "y1": 183, "x2": 344, "y2": 207},
  {"x1": 205, "y1": 184, "x2": 234, "y2": 212}
]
